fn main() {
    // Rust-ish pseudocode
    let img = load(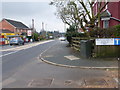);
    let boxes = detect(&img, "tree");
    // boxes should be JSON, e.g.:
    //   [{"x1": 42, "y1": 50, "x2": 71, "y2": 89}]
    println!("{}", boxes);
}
[
  {"x1": 32, "y1": 32, "x2": 39, "y2": 41},
  {"x1": 65, "y1": 25, "x2": 77, "y2": 44},
  {"x1": 50, "y1": 0, "x2": 109, "y2": 32}
]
